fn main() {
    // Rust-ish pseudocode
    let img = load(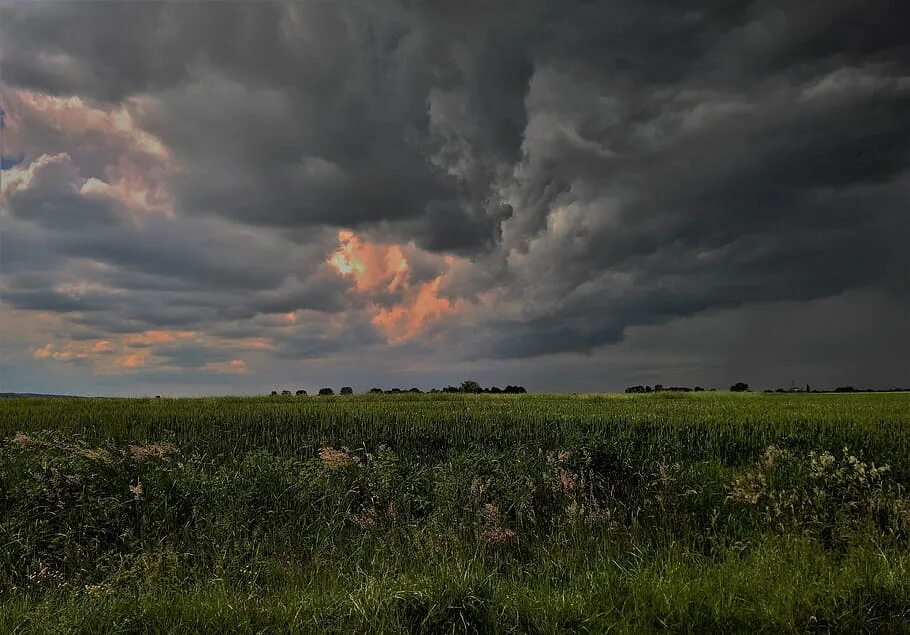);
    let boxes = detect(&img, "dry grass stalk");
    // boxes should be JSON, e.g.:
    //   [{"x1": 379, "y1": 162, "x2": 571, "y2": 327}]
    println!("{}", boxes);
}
[
  {"x1": 319, "y1": 446, "x2": 356, "y2": 469},
  {"x1": 130, "y1": 442, "x2": 180, "y2": 461}
]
